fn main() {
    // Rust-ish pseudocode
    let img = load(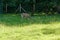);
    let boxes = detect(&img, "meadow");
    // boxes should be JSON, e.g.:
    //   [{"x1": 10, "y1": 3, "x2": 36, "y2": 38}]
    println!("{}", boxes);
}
[{"x1": 0, "y1": 14, "x2": 60, "y2": 40}]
